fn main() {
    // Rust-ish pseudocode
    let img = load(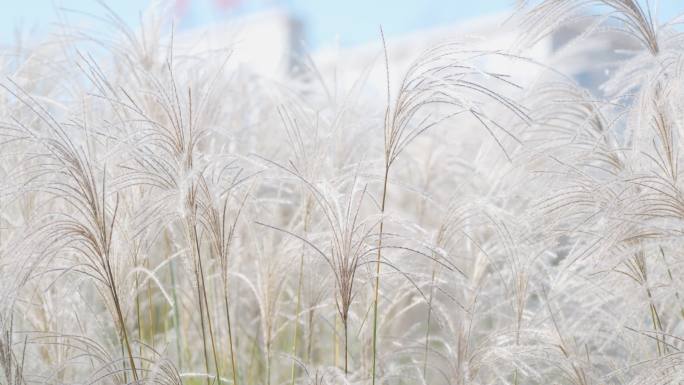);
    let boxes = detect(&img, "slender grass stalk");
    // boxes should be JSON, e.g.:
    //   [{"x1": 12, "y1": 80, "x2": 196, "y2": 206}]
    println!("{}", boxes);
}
[
  {"x1": 107, "y1": 264, "x2": 139, "y2": 382},
  {"x1": 292, "y1": 198, "x2": 318, "y2": 379},
  {"x1": 197, "y1": 173, "x2": 245, "y2": 385},
  {"x1": 343, "y1": 314, "x2": 349, "y2": 376},
  {"x1": 255, "y1": 160, "x2": 370, "y2": 380},
  {"x1": 333, "y1": 313, "x2": 339, "y2": 370},
  {"x1": 147, "y1": 259, "x2": 155, "y2": 351},
  {"x1": 621, "y1": 252, "x2": 667, "y2": 356},
  {"x1": 135, "y1": 254, "x2": 143, "y2": 361},
  {"x1": 290, "y1": 217, "x2": 308, "y2": 385},
  {"x1": 372, "y1": 28, "x2": 392, "y2": 384},
  {"x1": 371, "y1": 166, "x2": 389, "y2": 385},
  {"x1": 194, "y1": 226, "x2": 222, "y2": 384},
  {"x1": 266, "y1": 337, "x2": 272, "y2": 385},
  {"x1": 306, "y1": 306, "x2": 316, "y2": 364},
  {"x1": 195, "y1": 254, "x2": 212, "y2": 385},
  {"x1": 422, "y1": 258, "x2": 438, "y2": 377},
  {"x1": 222, "y1": 277, "x2": 239, "y2": 385},
  {"x1": 215, "y1": 206, "x2": 241, "y2": 385},
  {"x1": 167, "y1": 233, "x2": 184, "y2": 370}
]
